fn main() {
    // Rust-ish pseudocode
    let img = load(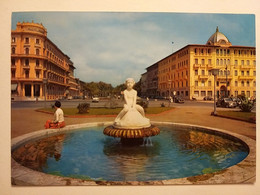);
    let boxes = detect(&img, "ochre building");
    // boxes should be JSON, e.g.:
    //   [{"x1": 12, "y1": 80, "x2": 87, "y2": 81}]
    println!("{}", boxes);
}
[
  {"x1": 143, "y1": 27, "x2": 256, "y2": 100},
  {"x1": 11, "y1": 21, "x2": 80, "y2": 101}
]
